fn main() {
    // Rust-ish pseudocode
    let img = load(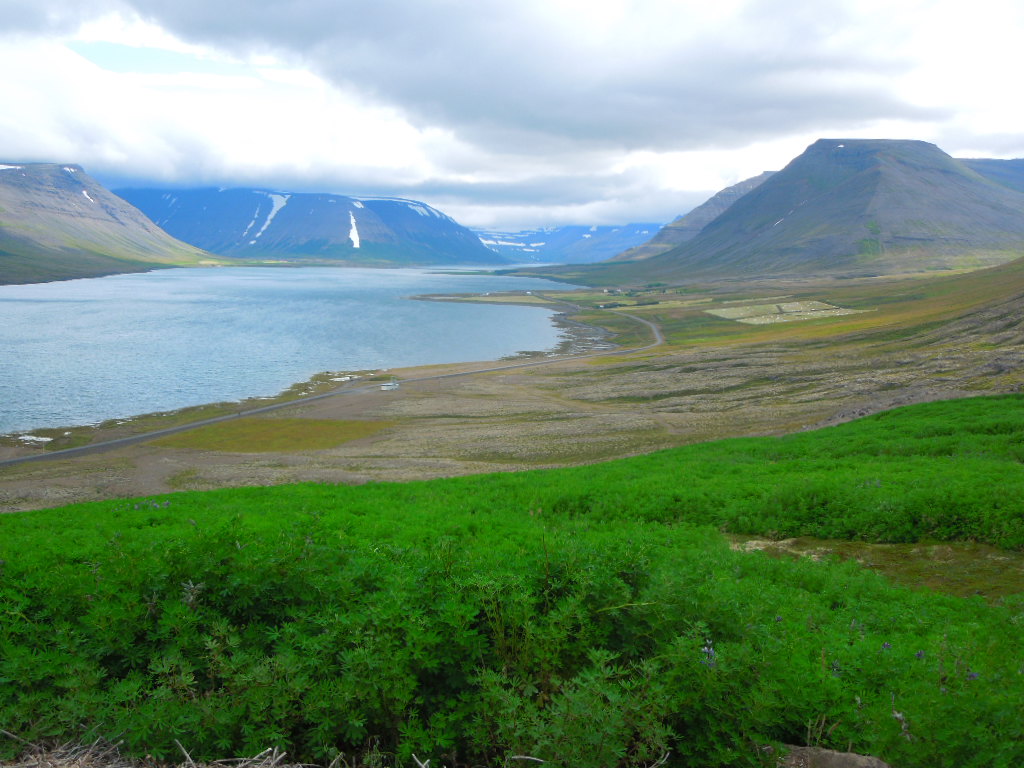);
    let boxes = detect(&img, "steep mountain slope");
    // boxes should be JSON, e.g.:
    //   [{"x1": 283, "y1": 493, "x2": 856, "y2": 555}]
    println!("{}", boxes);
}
[
  {"x1": 0, "y1": 164, "x2": 210, "y2": 285},
  {"x1": 117, "y1": 188, "x2": 506, "y2": 266},
  {"x1": 612, "y1": 172, "x2": 775, "y2": 261},
  {"x1": 961, "y1": 158, "x2": 1024, "y2": 194},
  {"x1": 662, "y1": 139, "x2": 1024, "y2": 276},
  {"x1": 475, "y1": 223, "x2": 661, "y2": 264}
]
